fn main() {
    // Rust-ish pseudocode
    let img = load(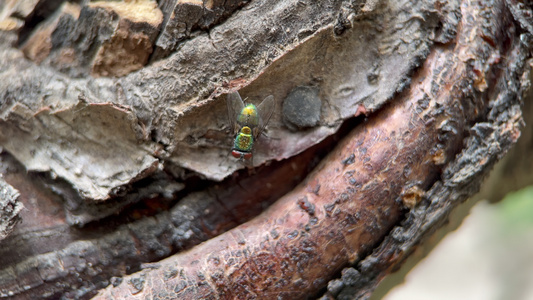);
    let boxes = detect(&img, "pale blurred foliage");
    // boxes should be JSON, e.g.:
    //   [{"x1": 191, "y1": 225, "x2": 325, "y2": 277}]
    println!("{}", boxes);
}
[{"x1": 384, "y1": 186, "x2": 533, "y2": 300}]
